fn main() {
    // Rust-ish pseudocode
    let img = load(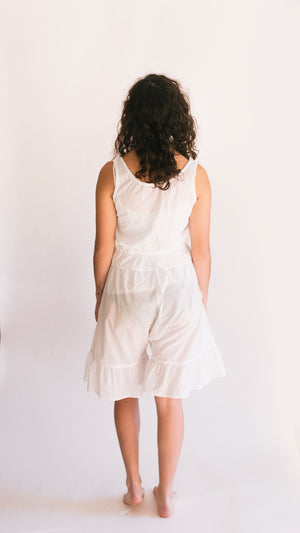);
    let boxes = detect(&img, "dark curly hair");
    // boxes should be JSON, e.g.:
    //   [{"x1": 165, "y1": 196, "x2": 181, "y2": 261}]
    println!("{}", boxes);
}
[{"x1": 113, "y1": 73, "x2": 199, "y2": 191}]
